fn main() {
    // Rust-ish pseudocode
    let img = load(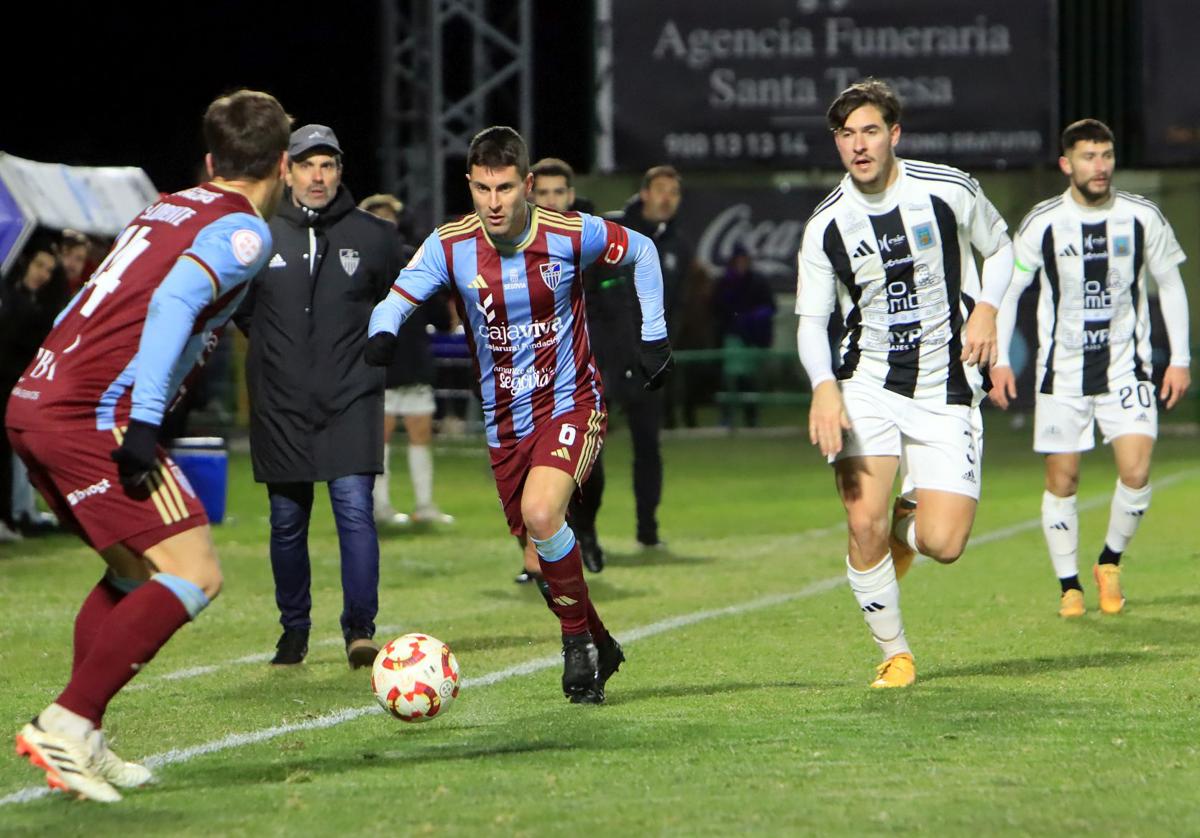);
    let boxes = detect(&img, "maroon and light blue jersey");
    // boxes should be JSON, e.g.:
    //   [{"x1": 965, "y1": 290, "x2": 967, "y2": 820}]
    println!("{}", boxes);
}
[
  {"x1": 7, "y1": 183, "x2": 271, "y2": 432},
  {"x1": 370, "y1": 205, "x2": 666, "y2": 447}
]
